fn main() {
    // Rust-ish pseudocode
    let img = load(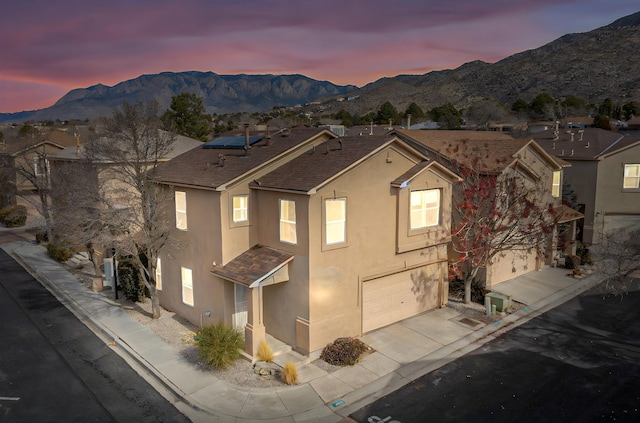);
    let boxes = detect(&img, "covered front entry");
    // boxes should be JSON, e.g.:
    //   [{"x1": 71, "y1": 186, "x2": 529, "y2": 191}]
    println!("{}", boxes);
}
[
  {"x1": 211, "y1": 245, "x2": 294, "y2": 356},
  {"x1": 362, "y1": 264, "x2": 442, "y2": 333}
]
